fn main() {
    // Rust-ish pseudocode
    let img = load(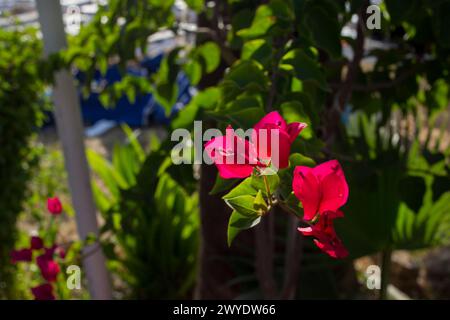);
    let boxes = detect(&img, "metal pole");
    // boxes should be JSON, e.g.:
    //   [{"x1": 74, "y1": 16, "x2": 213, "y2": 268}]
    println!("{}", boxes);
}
[{"x1": 36, "y1": 0, "x2": 112, "y2": 299}]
